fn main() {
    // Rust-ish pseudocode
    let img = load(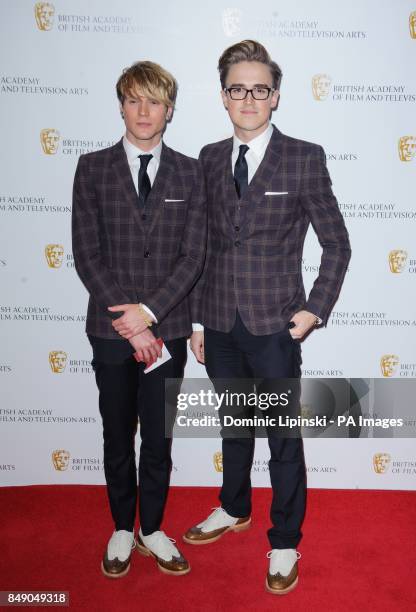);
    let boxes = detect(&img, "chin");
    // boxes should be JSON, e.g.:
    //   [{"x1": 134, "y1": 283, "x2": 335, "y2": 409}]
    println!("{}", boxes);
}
[
  {"x1": 134, "y1": 132, "x2": 154, "y2": 141},
  {"x1": 238, "y1": 122, "x2": 263, "y2": 132}
]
